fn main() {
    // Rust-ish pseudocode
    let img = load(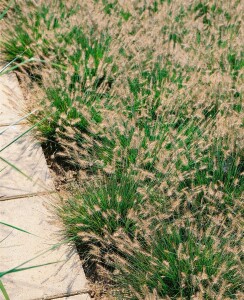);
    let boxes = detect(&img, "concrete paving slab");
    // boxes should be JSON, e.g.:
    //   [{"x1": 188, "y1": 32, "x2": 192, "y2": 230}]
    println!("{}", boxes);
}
[
  {"x1": 0, "y1": 72, "x2": 25, "y2": 126},
  {"x1": 0, "y1": 125, "x2": 54, "y2": 197},
  {"x1": 0, "y1": 195, "x2": 89, "y2": 300}
]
